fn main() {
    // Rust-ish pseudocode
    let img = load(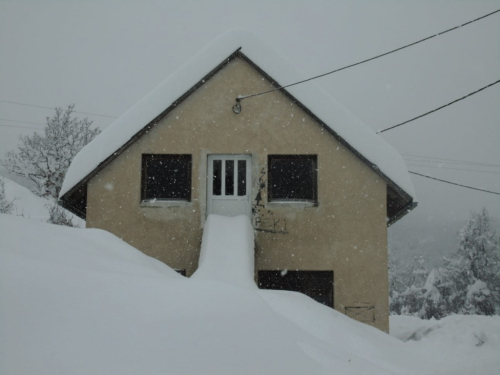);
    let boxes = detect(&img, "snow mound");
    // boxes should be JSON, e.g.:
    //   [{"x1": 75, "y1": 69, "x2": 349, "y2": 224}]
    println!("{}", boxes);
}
[
  {"x1": 1, "y1": 175, "x2": 83, "y2": 226},
  {"x1": 2, "y1": 214, "x2": 497, "y2": 374},
  {"x1": 391, "y1": 314, "x2": 500, "y2": 348},
  {"x1": 60, "y1": 29, "x2": 415, "y2": 202},
  {"x1": 1, "y1": 175, "x2": 51, "y2": 221},
  {"x1": 191, "y1": 214, "x2": 256, "y2": 289},
  {"x1": 390, "y1": 315, "x2": 500, "y2": 374}
]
